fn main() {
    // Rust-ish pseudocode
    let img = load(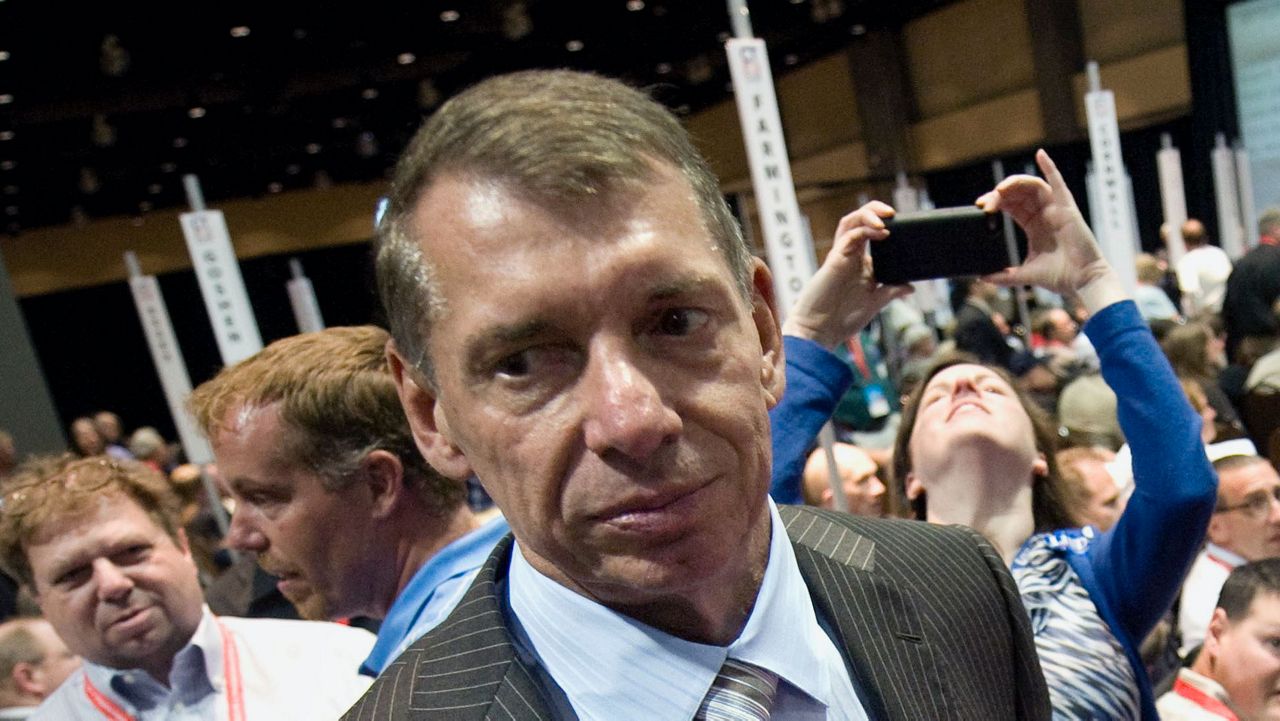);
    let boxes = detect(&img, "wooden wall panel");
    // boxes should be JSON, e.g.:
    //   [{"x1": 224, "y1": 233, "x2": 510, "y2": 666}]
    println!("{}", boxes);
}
[
  {"x1": 1071, "y1": 44, "x2": 1192, "y2": 128},
  {"x1": 904, "y1": 0, "x2": 1034, "y2": 119},
  {"x1": 775, "y1": 53, "x2": 862, "y2": 159},
  {"x1": 1078, "y1": 0, "x2": 1185, "y2": 64},
  {"x1": 3, "y1": 182, "x2": 384, "y2": 297},
  {"x1": 911, "y1": 88, "x2": 1044, "y2": 171}
]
